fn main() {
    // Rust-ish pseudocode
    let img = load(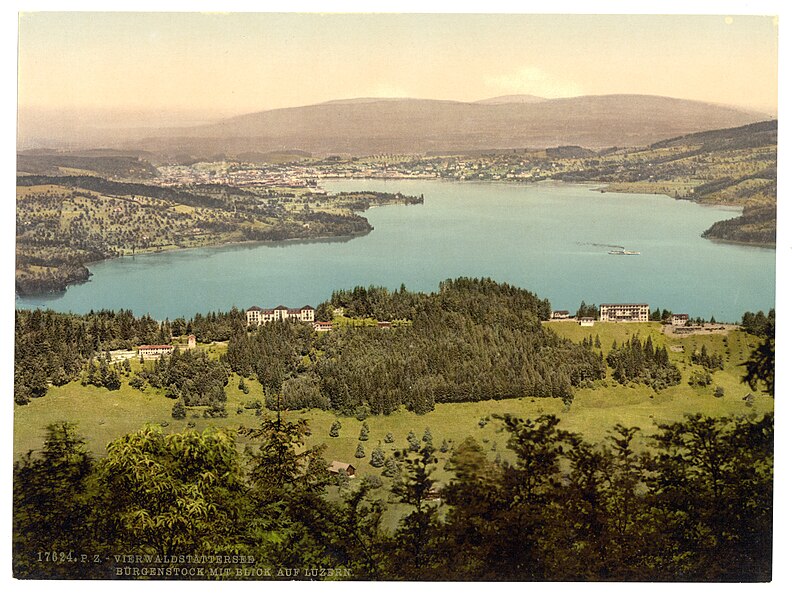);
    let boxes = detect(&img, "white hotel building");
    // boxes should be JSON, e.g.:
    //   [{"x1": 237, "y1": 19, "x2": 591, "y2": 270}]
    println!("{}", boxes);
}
[
  {"x1": 246, "y1": 305, "x2": 316, "y2": 327},
  {"x1": 599, "y1": 303, "x2": 650, "y2": 322}
]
